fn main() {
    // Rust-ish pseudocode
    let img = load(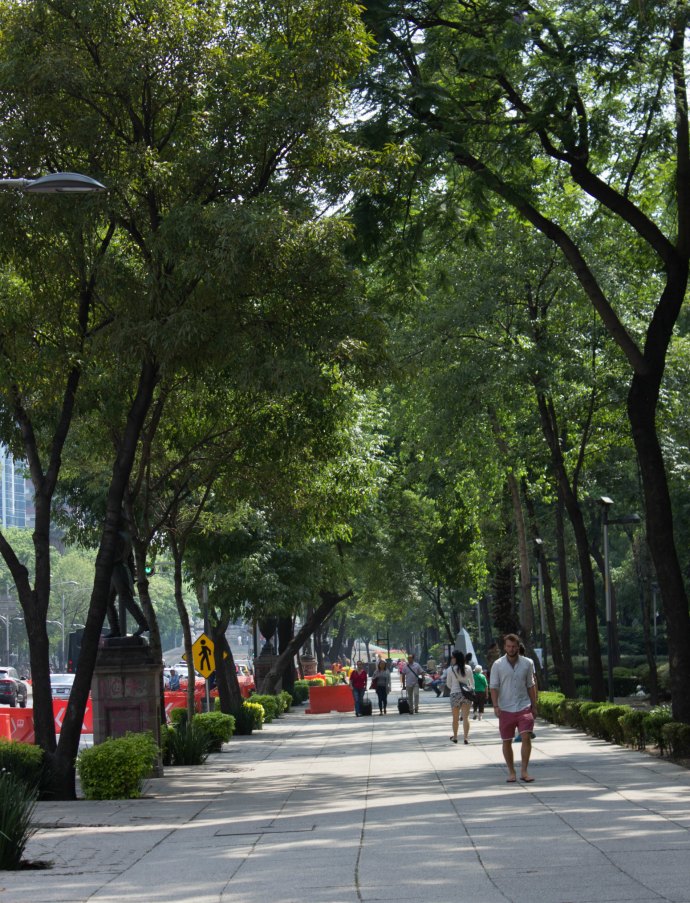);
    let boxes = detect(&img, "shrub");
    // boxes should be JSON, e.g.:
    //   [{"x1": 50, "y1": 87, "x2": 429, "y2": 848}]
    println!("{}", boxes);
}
[
  {"x1": 661, "y1": 722, "x2": 690, "y2": 759},
  {"x1": 278, "y1": 690, "x2": 292, "y2": 713},
  {"x1": 575, "y1": 701, "x2": 602, "y2": 731},
  {"x1": 243, "y1": 701, "x2": 265, "y2": 731},
  {"x1": 619, "y1": 709, "x2": 648, "y2": 749},
  {"x1": 232, "y1": 704, "x2": 255, "y2": 735},
  {"x1": 560, "y1": 699, "x2": 586, "y2": 727},
  {"x1": 644, "y1": 707, "x2": 673, "y2": 754},
  {"x1": 169, "y1": 707, "x2": 188, "y2": 726},
  {"x1": 166, "y1": 720, "x2": 212, "y2": 766},
  {"x1": 612, "y1": 668, "x2": 639, "y2": 696},
  {"x1": 250, "y1": 695, "x2": 278, "y2": 722},
  {"x1": 304, "y1": 677, "x2": 326, "y2": 687},
  {"x1": 0, "y1": 769, "x2": 38, "y2": 870},
  {"x1": 0, "y1": 739, "x2": 46, "y2": 796},
  {"x1": 77, "y1": 732, "x2": 158, "y2": 800},
  {"x1": 595, "y1": 705, "x2": 630, "y2": 744},
  {"x1": 537, "y1": 692, "x2": 565, "y2": 722},
  {"x1": 291, "y1": 682, "x2": 310, "y2": 704},
  {"x1": 193, "y1": 712, "x2": 235, "y2": 751}
]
